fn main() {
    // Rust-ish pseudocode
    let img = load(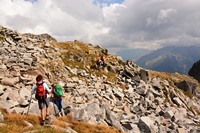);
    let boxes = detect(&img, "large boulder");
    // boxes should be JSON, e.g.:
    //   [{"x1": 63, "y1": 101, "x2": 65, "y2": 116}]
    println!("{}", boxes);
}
[
  {"x1": 175, "y1": 80, "x2": 197, "y2": 95},
  {"x1": 188, "y1": 60, "x2": 200, "y2": 82},
  {"x1": 138, "y1": 116, "x2": 158, "y2": 133}
]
